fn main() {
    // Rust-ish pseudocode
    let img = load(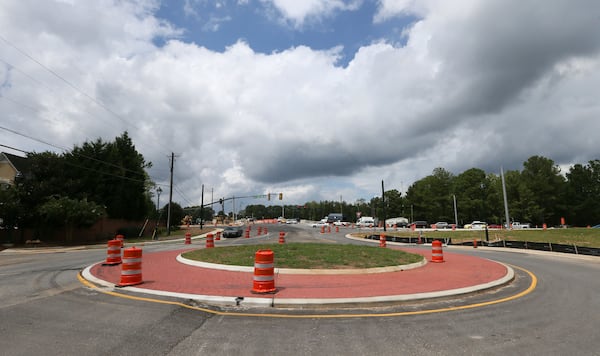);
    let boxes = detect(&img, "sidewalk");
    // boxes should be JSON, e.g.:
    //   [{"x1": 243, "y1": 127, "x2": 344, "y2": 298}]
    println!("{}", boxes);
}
[{"x1": 83, "y1": 245, "x2": 513, "y2": 307}]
